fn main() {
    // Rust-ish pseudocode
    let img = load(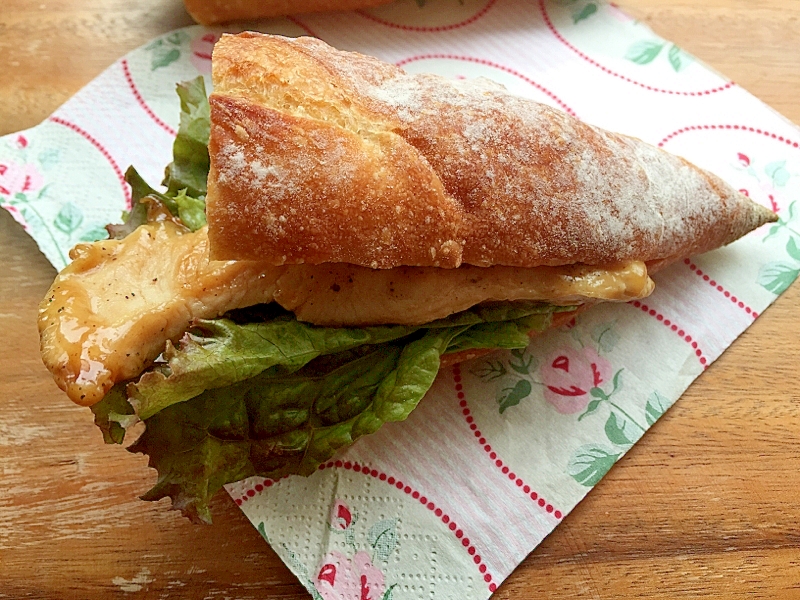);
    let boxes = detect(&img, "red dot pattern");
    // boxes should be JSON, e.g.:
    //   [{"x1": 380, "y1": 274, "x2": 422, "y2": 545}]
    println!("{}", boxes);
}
[
  {"x1": 452, "y1": 365, "x2": 564, "y2": 521},
  {"x1": 48, "y1": 116, "x2": 132, "y2": 209},
  {"x1": 318, "y1": 461, "x2": 497, "y2": 593},
  {"x1": 630, "y1": 300, "x2": 708, "y2": 369},
  {"x1": 539, "y1": 0, "x2": 735, "y2": 97},
  {"x1": 657, "y1": 124, "x2": 800, "y2": 150},
  {"x1": 235, "y1": 477, "x2": 279, "y2": 505},
  {"x1": 121, "y1": 59, "x2": 177, "y2": 138},
  {"x1": 395, "y1": 54, "x2": 577, "y2": 117},
  {"x1": 235, "y1": 461, "x2": 498, "y2": 592},
  {"x1": 684, "y1": 258, "x2": 758, "y2": 318},
  {"x1": 355, "y1": 0, "x2": 499, "y2": 32}
]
